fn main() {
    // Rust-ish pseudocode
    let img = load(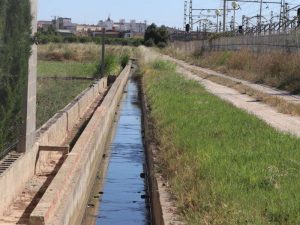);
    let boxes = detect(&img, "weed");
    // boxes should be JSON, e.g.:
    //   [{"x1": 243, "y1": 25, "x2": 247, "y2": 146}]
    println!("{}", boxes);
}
[{"x1": 142, "y1": 59, "x2": 300, "y2": 225}]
